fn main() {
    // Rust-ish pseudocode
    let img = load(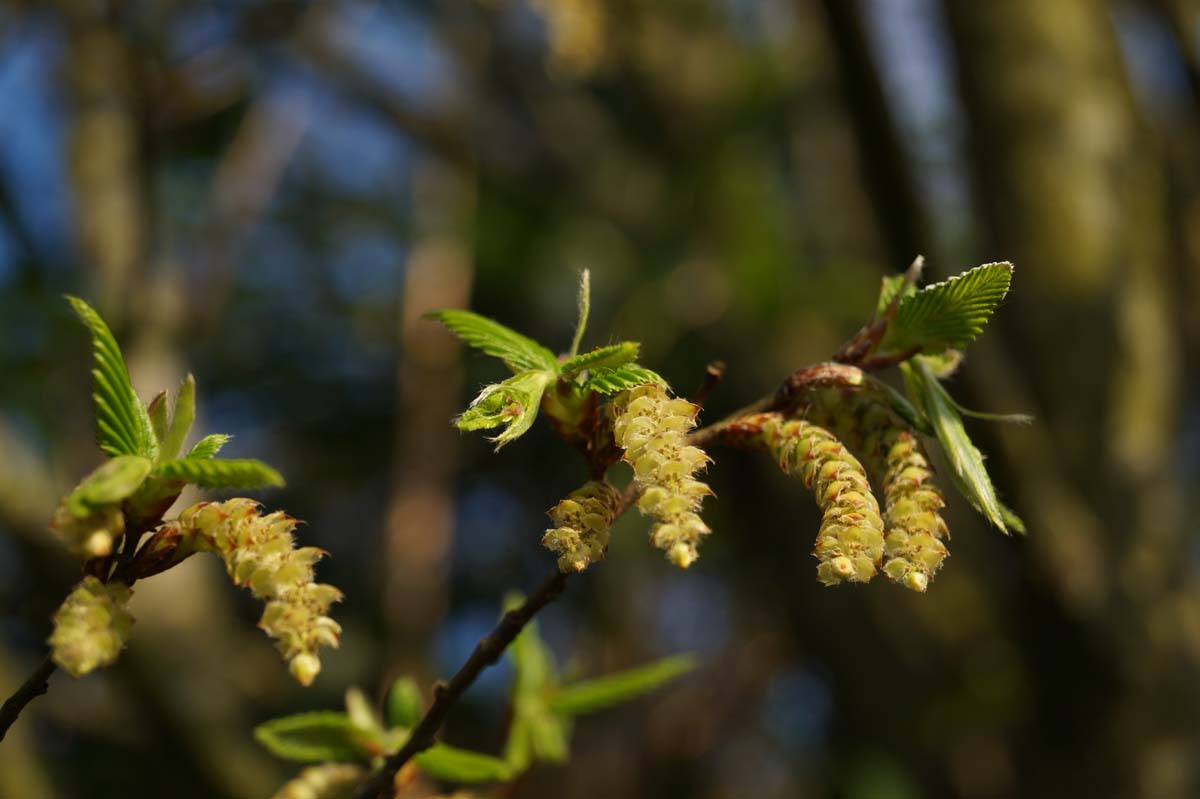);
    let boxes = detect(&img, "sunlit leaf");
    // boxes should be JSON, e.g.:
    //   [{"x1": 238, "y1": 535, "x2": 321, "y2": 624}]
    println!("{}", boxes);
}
[
  {"x1": 159, "y1": 374, "x2": 195, "y2": 462},
  {"x1": 66, "y1": 296, "x2": 157, "y2": 459},
  {"x1": 583, "y1": 364, "x2": 667, "y2": 395},
  {"x1": 559, "y1": 342, "x2": 640, "y2": 378},
  {"x1": 429, "y1": 309, "x2": 558, "y2": 373},
  {"x1": 456, "y1": 370, "x2": 553, "y2": 450},
  {"x1": 254, "y1": 712, "x2": 376, "y2": 763},
  {"x1": 882, "y1": 262, "x2": 1013, "y2": 354},
  {"x1": 152, "y1": 457, "x2": 284, "y2": 489},
  {"x1": 187, "y1": 434, "x2": 232, "y2": 459},
  {"x1": 65, "y1": 455, "x2": 153, "y2": 517}
]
